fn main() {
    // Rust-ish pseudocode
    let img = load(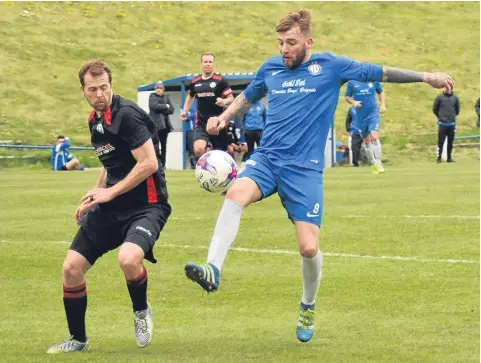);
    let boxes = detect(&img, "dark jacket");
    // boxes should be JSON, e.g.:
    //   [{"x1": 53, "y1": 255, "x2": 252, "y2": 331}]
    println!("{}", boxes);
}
[
  {"x1": 475, "y1": 97, "x2": 479, "y2": 128},
  {"x1": 432, "y1": 93, "x2": 460, "y2": 123},
  {"x1": 149, "y1": 93, "x2": 175, "y2": 132}
]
